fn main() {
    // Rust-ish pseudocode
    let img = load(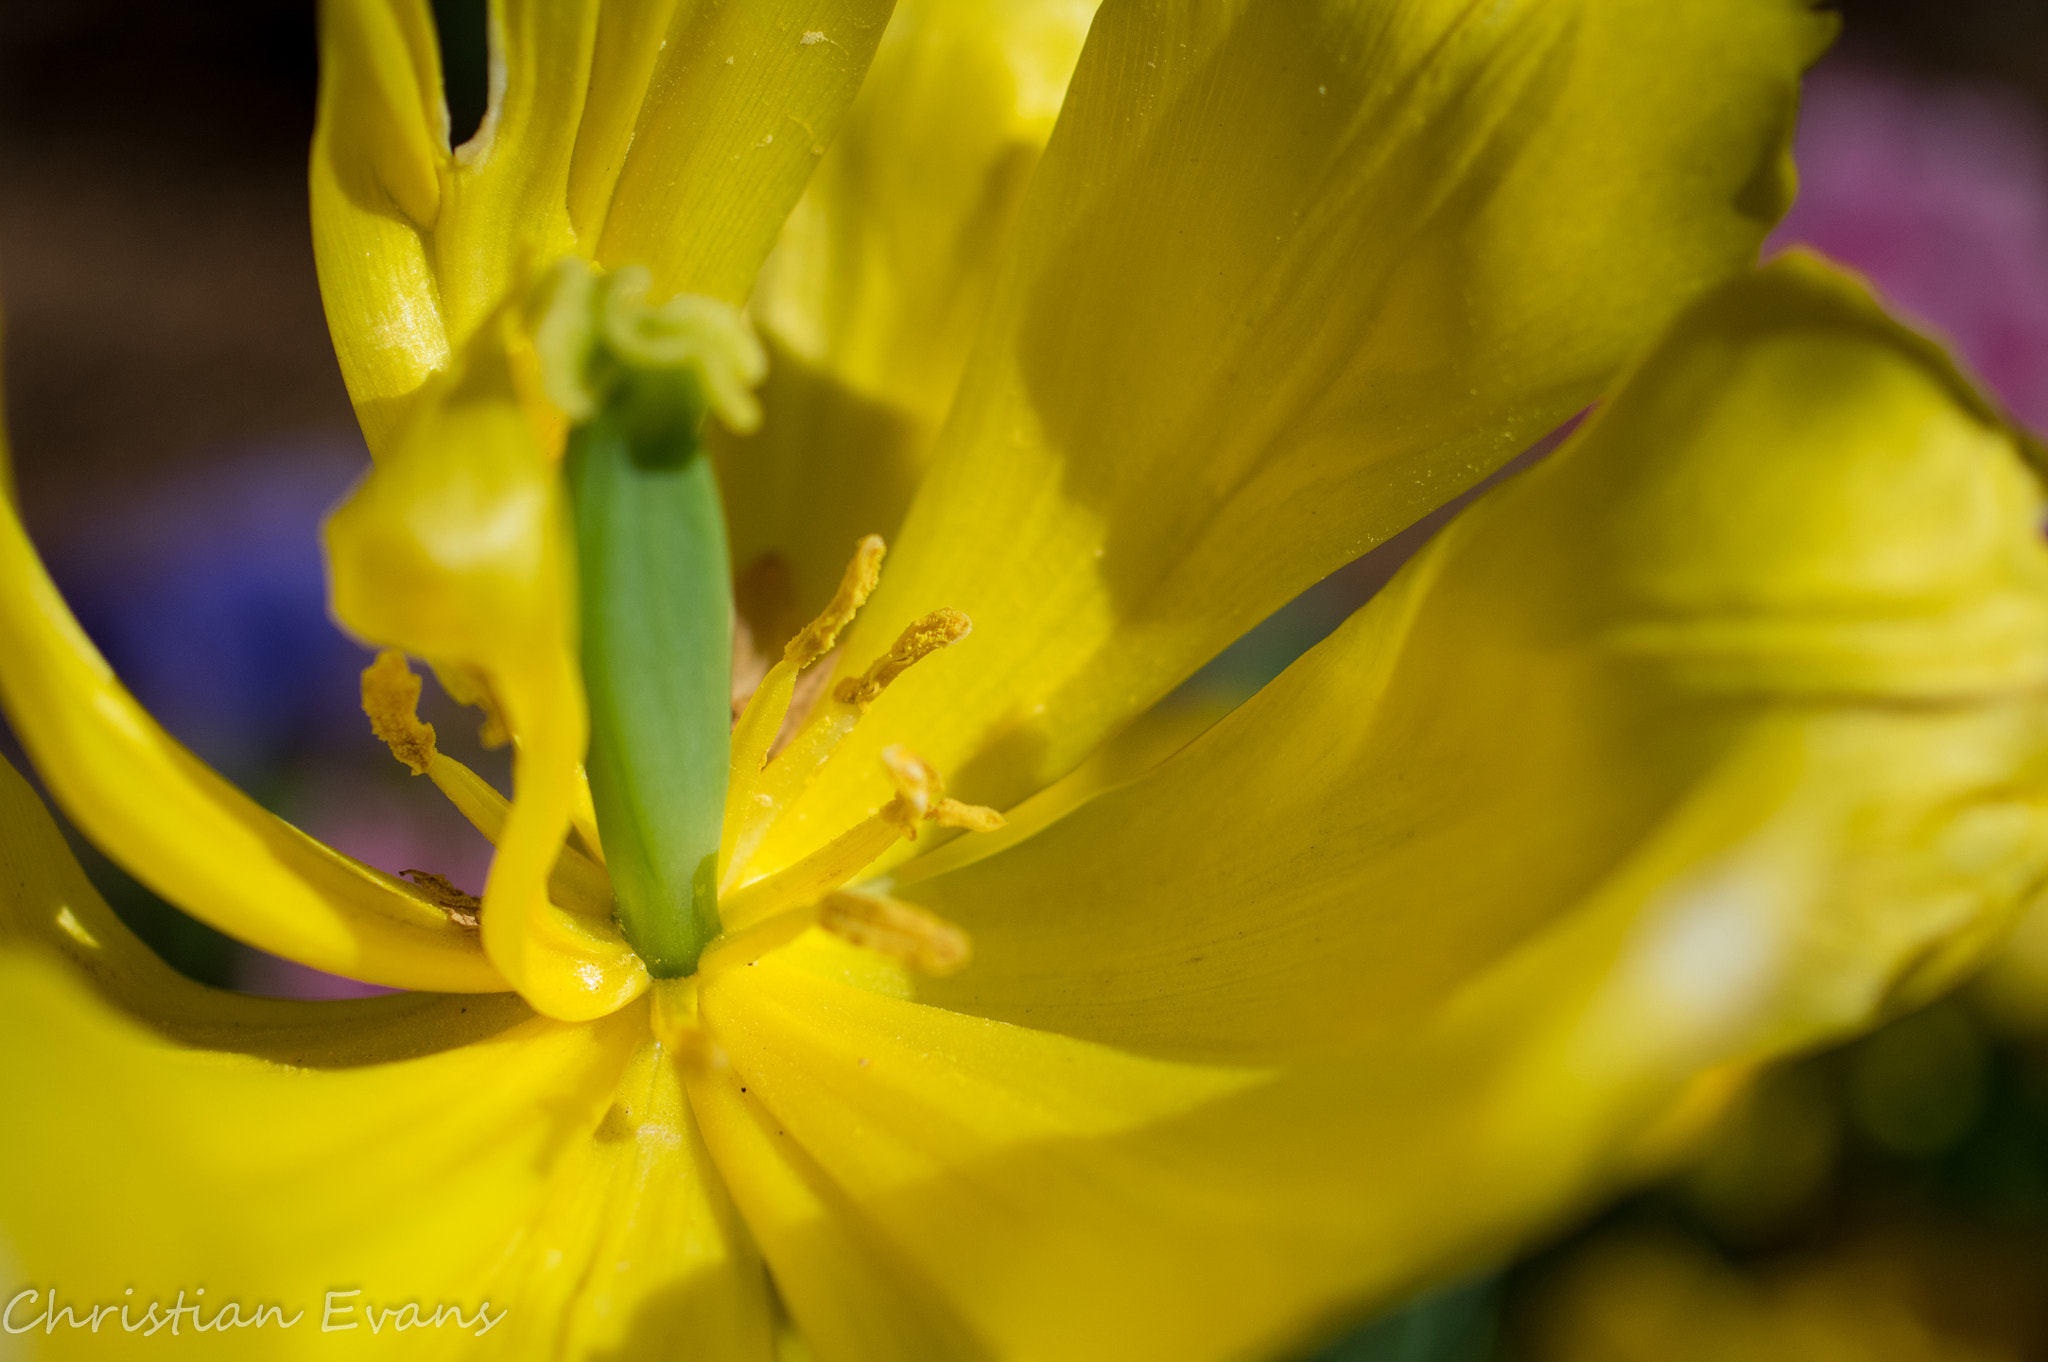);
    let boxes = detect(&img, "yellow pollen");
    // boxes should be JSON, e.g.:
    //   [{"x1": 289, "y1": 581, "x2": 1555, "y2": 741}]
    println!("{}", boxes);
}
[
  {"x1": 834, "y1": 609, "x2": 971, "y2": 712},
  {"x1": 817, "y1": 889, "x2": 971, "y2": 975},
  {"x1": 784, "y1": 534, "x2": 885, "y2": 670},
  {"x1": 401, "y1": 870, "x2": 481, "y2": 928},
  {"x1": 362, "y1": 650, "x2": 437, "y2": 775}
]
